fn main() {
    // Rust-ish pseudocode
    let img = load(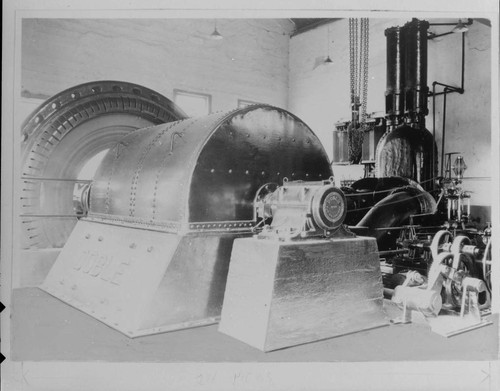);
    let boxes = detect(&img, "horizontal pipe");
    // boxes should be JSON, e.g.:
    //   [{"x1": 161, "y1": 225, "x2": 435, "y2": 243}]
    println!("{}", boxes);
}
[
  {"x1": 378, "y1": 249, "x2": 409, "y2": 256},
  {"x1": 428, "y1": 19, "x2": 473, "y2": 27},
  {"x1": 22, "y1": 177, "x2": 92, "y2": 183},
  {"x1": 21, "y1": 214, "x2": 81, "y2": 218}
]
